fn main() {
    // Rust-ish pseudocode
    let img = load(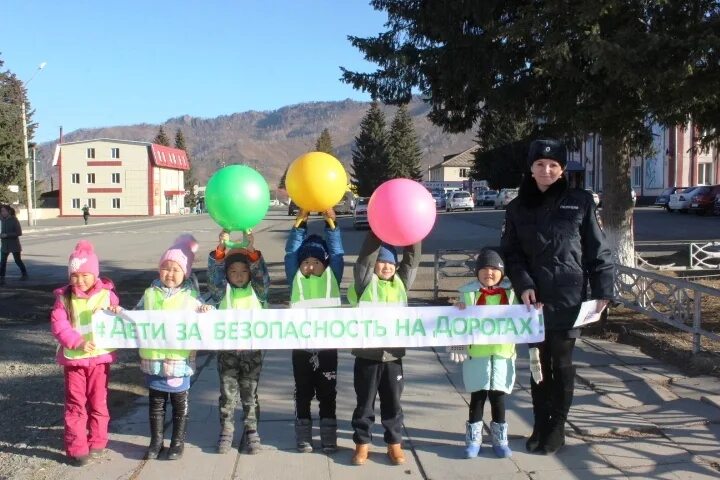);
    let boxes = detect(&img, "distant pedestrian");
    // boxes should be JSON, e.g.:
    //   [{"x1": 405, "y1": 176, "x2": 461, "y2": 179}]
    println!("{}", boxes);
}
[
  {"x1": 50, "y1": 240, "x2": 120, "y2": 466},
  {"x1": 81, "y1": 205, "x2": 90, "y2": 225},
  {"x1": 449, "y1": 248, "x2": 517, "y2": 459},
  {"x1": 206, "y1": 230, "x2": 270, "y2": 455},
  {"x1": 0, "y1": 204, "x2": 28, "y2": 285},
  {"x1": 501, "y1": 138, "x2": 613, "y2": 455}
]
